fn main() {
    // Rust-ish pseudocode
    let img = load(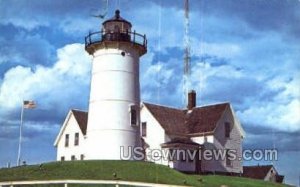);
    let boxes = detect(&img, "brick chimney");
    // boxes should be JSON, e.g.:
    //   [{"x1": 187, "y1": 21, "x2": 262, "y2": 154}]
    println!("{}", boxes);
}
[{"x1": 187, "y1": 90, "x2": 196, "y2": 110}]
